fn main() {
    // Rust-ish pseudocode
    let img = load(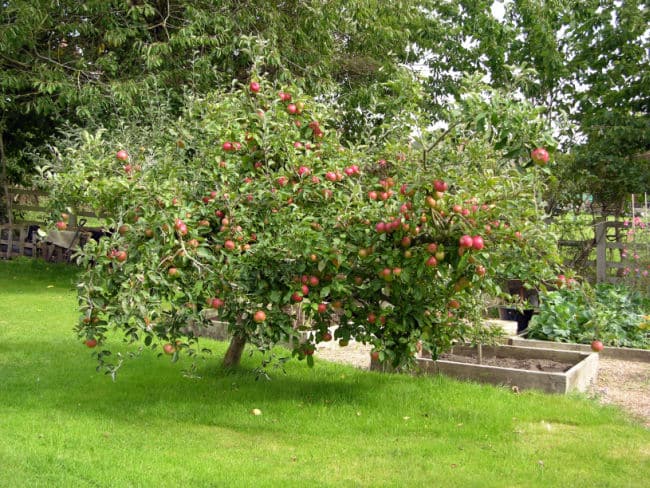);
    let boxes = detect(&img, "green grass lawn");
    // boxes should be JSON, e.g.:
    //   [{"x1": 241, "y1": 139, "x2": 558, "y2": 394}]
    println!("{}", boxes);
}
[{"x1": 1, "y1": 258, "x2": 648, "y2": 487}]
